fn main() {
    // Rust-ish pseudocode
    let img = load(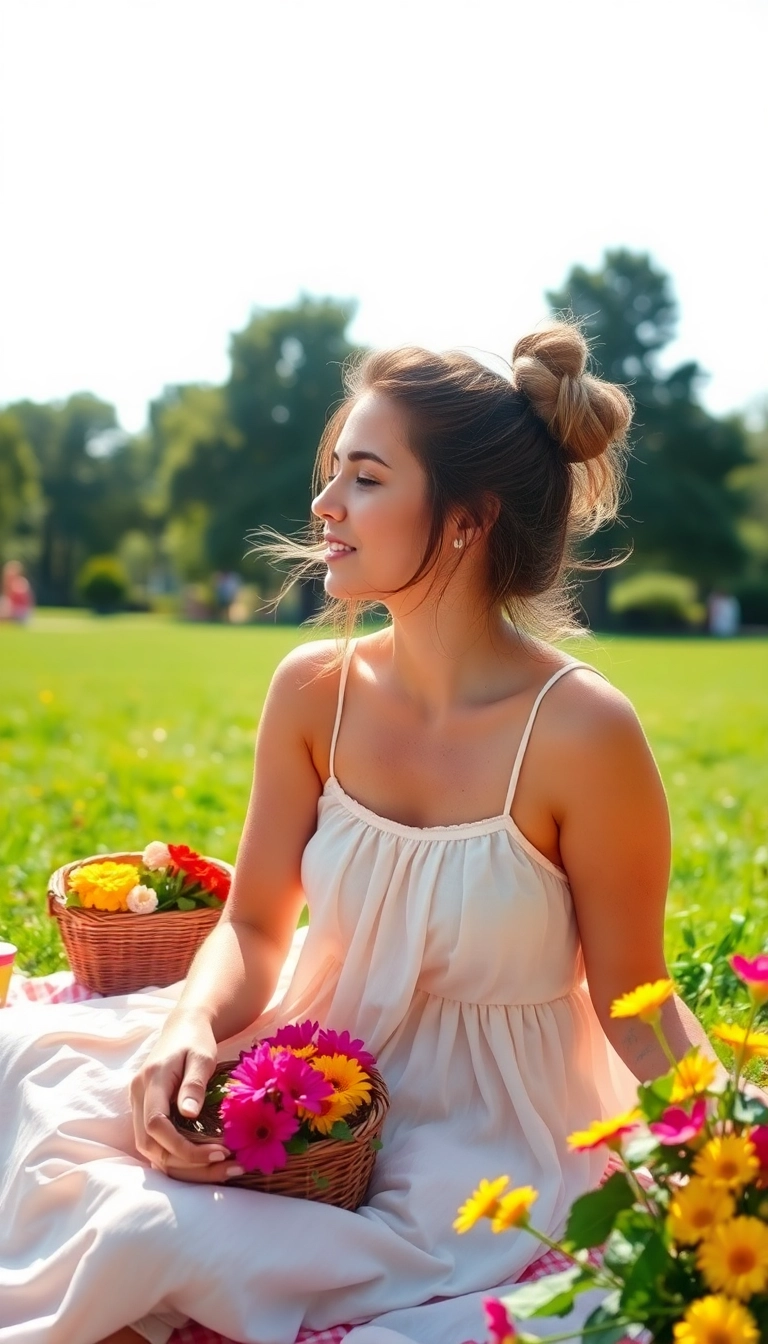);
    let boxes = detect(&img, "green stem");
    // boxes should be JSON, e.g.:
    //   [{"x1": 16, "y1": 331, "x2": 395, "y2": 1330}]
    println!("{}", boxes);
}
[
  {"x1": 650, "y1": 1016, "x2": 679, "y2": 1073},
  {"x1": 521, "y1": 1222, "x2": 621, "y2": 1291},
  {"x1": 513, "y1": 1320, "x2": 634, "y2": 1344},
  {"x1": 615, "y1": 1150, "x2": 656, "y2": 1215}
]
